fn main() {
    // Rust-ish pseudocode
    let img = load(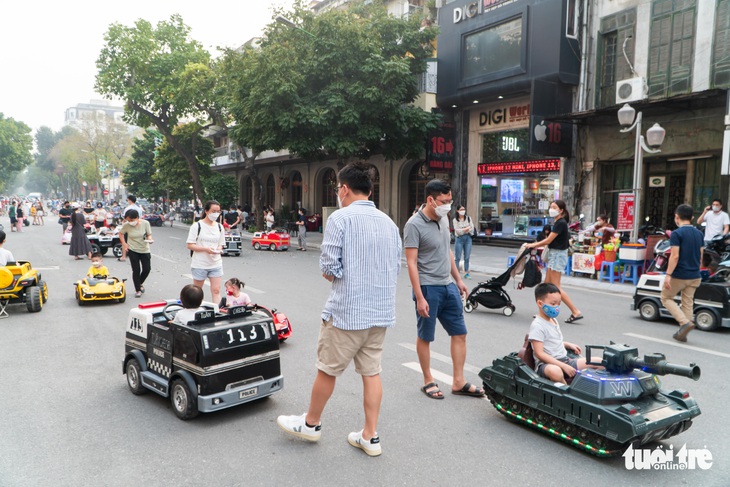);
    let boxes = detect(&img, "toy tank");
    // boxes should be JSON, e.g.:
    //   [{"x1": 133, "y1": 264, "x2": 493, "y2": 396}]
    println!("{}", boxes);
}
[{"x1": 479, "y1": 343, "x2": 701, "y2": 457}]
